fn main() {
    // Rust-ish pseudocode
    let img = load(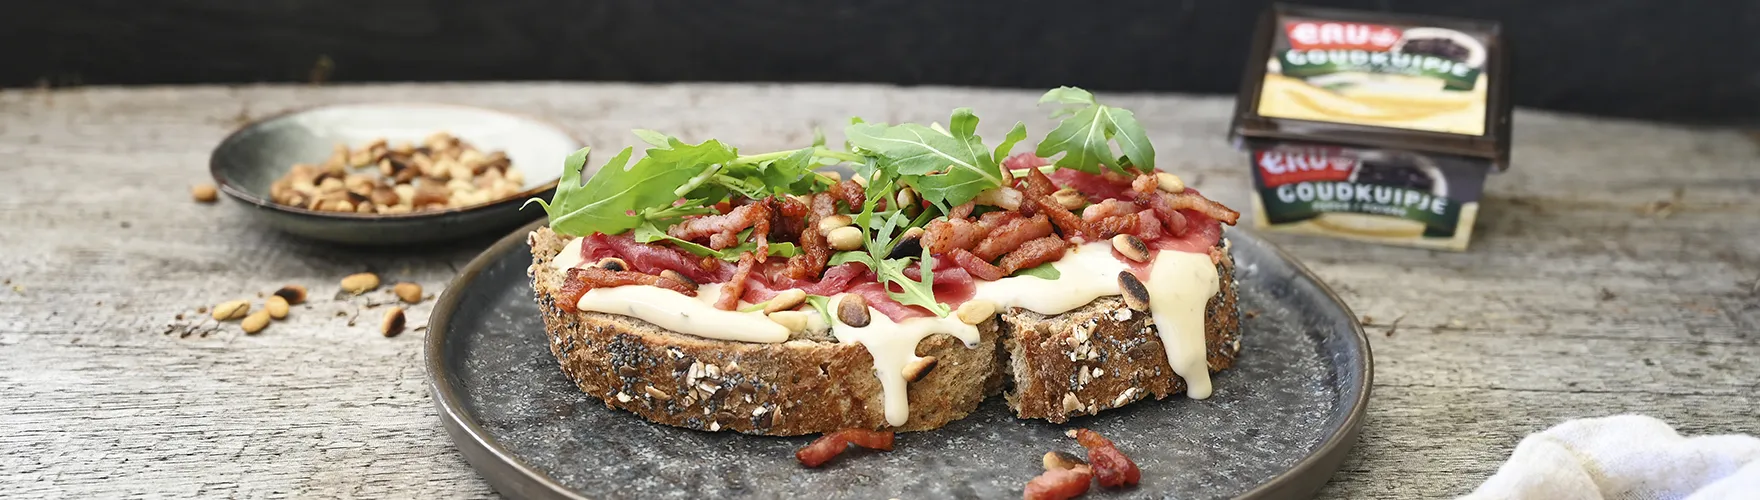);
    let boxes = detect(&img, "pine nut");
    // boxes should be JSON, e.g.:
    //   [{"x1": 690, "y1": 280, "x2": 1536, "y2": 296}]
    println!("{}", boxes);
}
[
  {"x1": 827, "y1": 226, "x2": 864, "y2": 251},
  {"x1": 1111, "y1": 234, "x2": 1150, "y2": 262},
  {"x1": 1156, "y1": 172, "x2": 1186, "y2": 193},
  {"x1": 763, "y1": 289, "x2": 808, "y2": 314}
]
